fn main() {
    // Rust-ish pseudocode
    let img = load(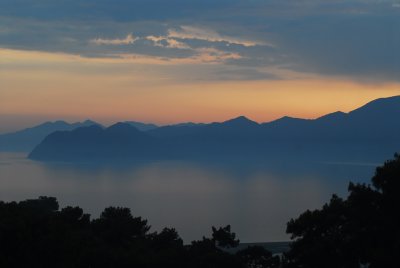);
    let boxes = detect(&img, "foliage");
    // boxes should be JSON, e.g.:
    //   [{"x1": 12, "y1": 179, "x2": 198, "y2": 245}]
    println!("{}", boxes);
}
[
  {"x1": 237, "y1": 246, "x2": 280, "y2": 268},
  {"x1": 0, "y1": 196, "x2": 278, "y2": 268},
  {"x1": 285, "y1": 154, "x2": 400, "y2": 268},
  {"x1": 212, "y1": 225, "x2": 240, "y2": 248}
]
